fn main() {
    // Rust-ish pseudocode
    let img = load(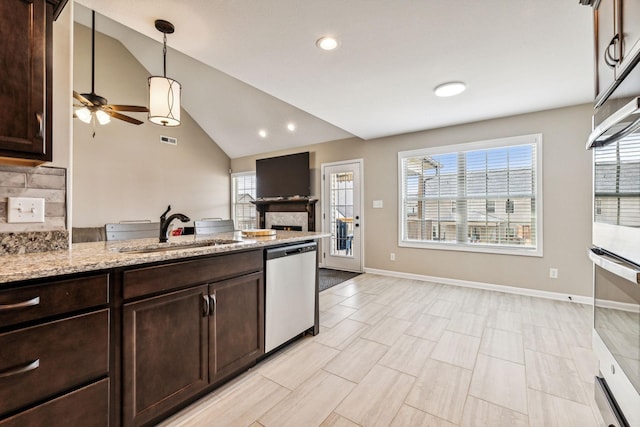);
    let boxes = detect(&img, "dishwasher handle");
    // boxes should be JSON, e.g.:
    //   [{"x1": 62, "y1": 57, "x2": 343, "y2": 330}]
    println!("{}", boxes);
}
[{"x1": 266, "y1": 242, "x2": 316, "y2": 260}]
